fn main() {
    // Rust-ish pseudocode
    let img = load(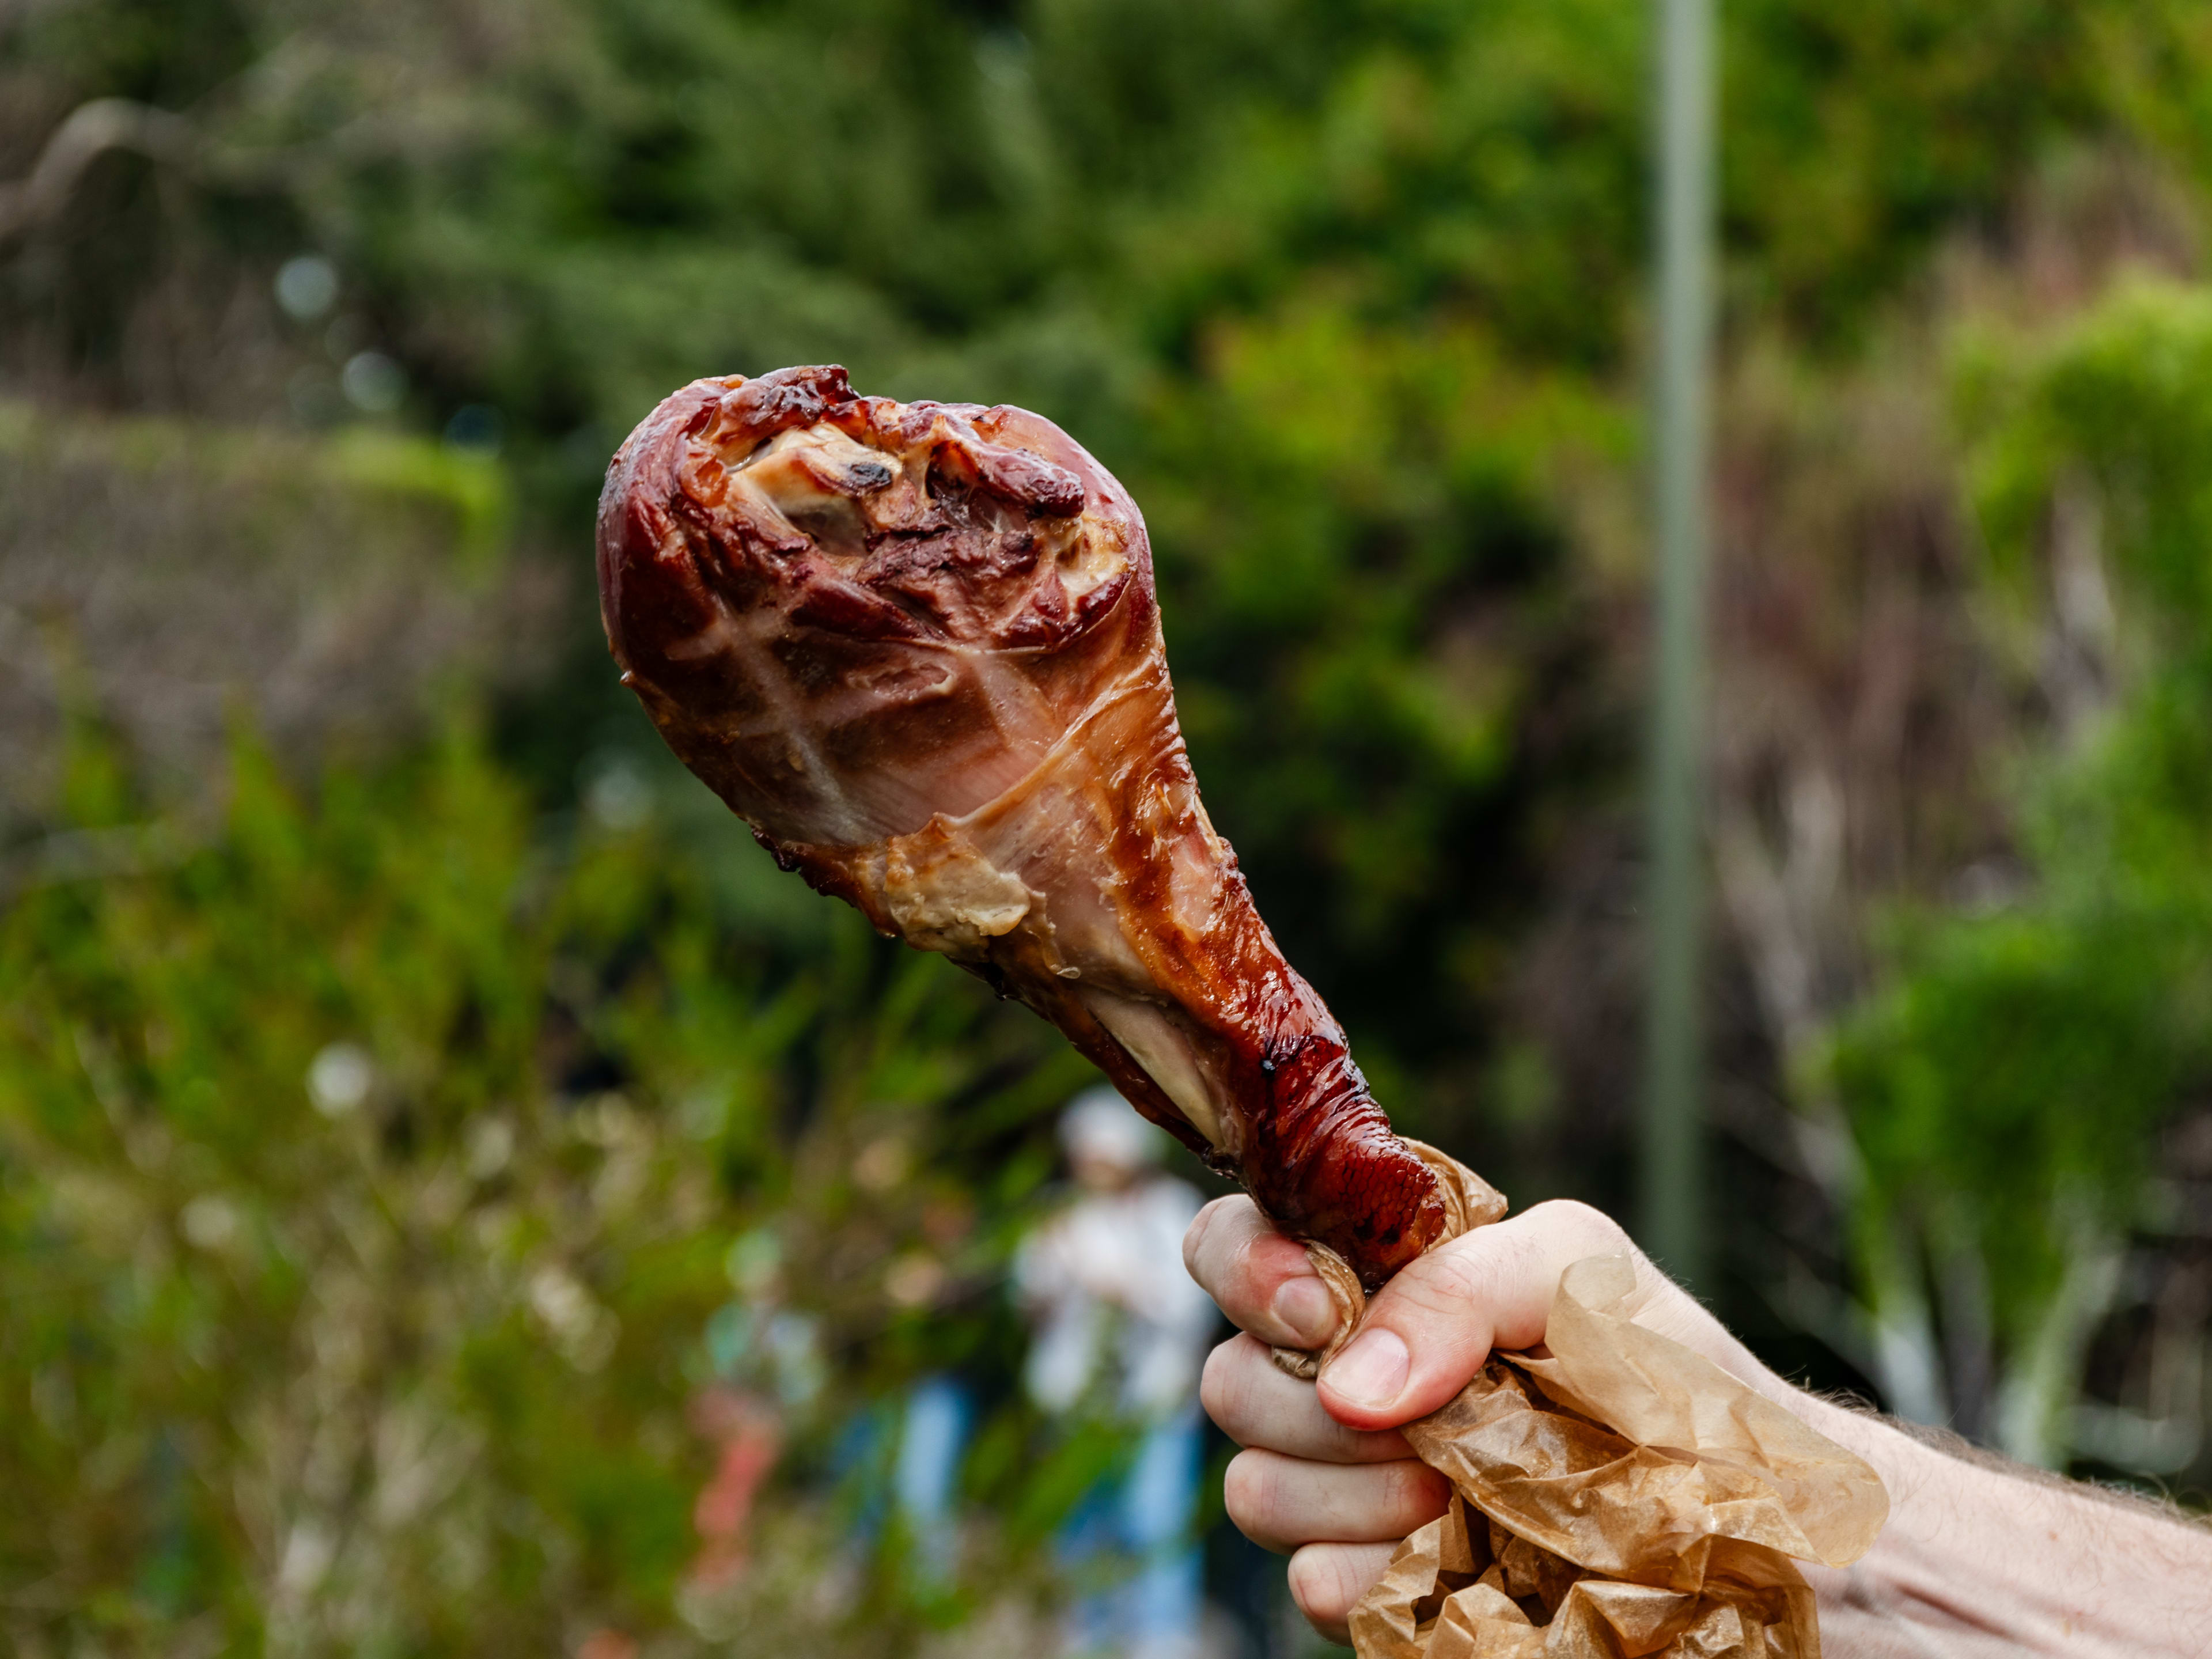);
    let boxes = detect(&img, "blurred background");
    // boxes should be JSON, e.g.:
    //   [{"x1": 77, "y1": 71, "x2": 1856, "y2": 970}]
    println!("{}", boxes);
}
[{"x1": 6, "y1": 0, "x2": 2212, "y2": 1653}]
